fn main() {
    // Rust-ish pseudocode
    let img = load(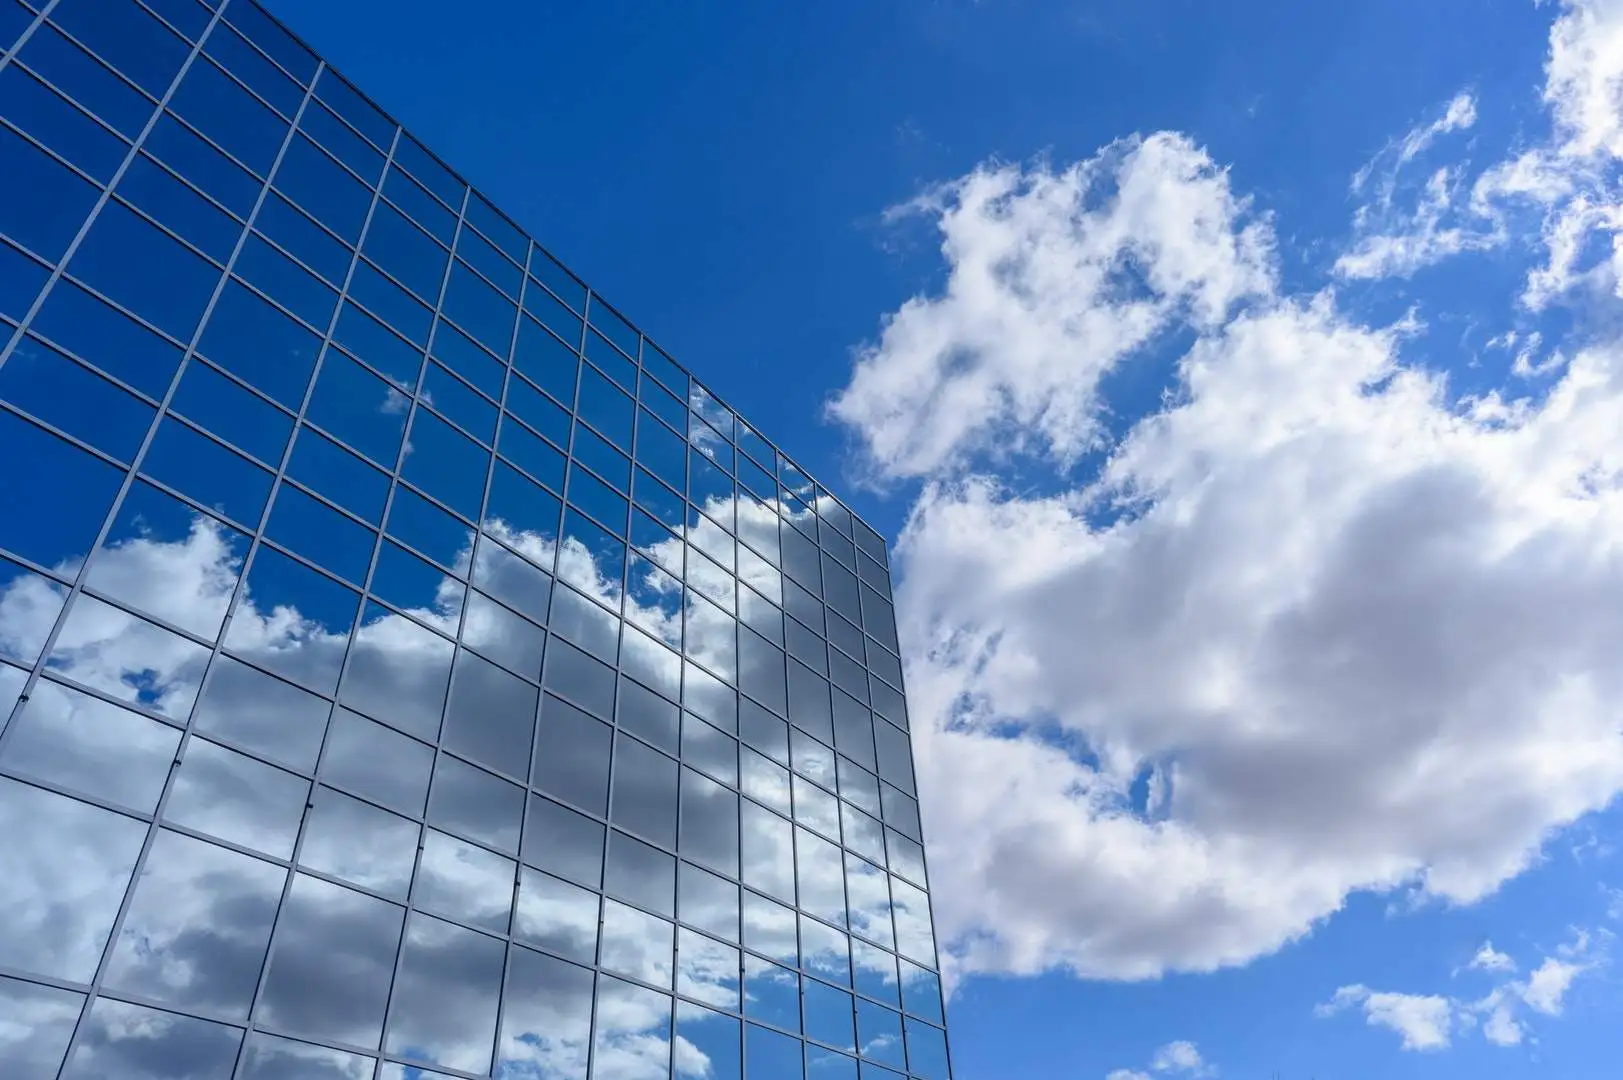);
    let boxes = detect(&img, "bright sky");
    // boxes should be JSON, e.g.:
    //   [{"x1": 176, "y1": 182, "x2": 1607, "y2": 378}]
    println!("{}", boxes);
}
[{"x1": 265, "y1": 2, "x2": 1623, "y2": 1077}]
